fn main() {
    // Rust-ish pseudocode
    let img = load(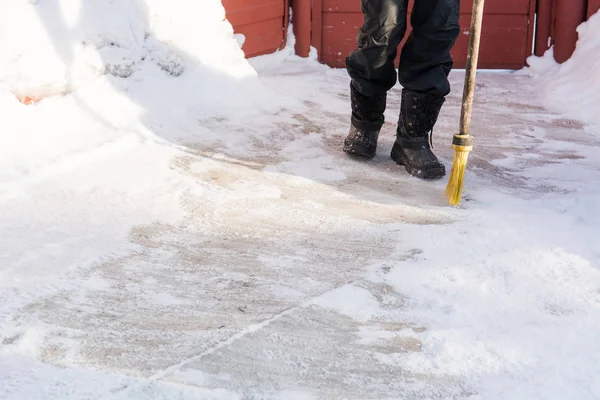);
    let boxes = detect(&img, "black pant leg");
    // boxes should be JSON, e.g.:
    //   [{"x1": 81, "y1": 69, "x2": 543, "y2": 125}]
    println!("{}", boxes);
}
[
  {"x1": 346, "y1": 0, "x2": 409, "y2": 97},
  {"x1": 398, "y1": 0, "x2": 460, "y2": 97}
]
